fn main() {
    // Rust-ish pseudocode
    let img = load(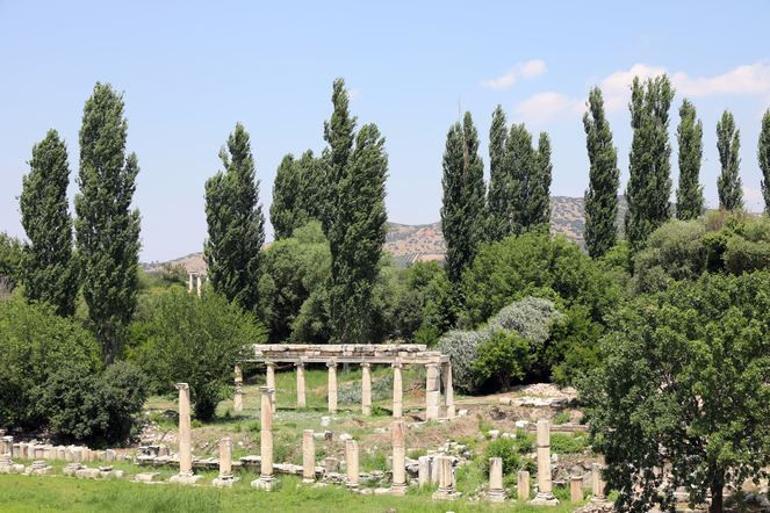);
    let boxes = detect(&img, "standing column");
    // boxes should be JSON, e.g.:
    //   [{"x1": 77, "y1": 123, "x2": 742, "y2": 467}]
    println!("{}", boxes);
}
[
  {"x1": 591, "y1": 462, "x2": 606, "y2": 502},
  {"x1": 233, "y1": 364, "x2": 243, "y2": 413},
  {"x1": 187, "y1": 273, "x2": 194, "y2": 293},
  {"x1": 531, "y1": 419, "x2": 559, "y2": 505},
  {"x1": 489, "y1": 457, "x2": 506, "y2": 502},
  {"x1": 390, "y1": 419, "x2": 406, "y2": 495},
  {"x1": 361, "y1": 362, "x2": 372, "y2": 416},
  {"x1": 443, "y1": 362, "x2": 455, "y2": 419},
  {"x1": 213, "y1": 437, "x2": 238, "y2": 487},
  {"x1": 327, "y1": 359, "x2": 338, "y2": 414},
  {"x1": 296, "y1": 359, "x2": 306, "y2": 408},
  {"x1": 432, "y1": 456, "x2": 457, "y2": 500},
  {"x1": 570, "y1": 476, "x2": 584, "y2": 503},
  {"x1": 170, "y1": 383, "x2": 201, "y2": 484},
  {"x1": 425, "y1": 362, "x2": 440, "y2": 420},
  {"x1": 518, "y1": 470, "x2": 531, "y2": 500},
  {"x1": 392, "y1": 359, "x2": 403, "y2": 418},
  {"x1": 265, "y1": 361, "x2": 277, "y2": 413},
  {"x1": 251, "y1": 386, "x2": 276, "y2": 490},
  {"x1": 345, "y1": 439, "x2": 359, "y2": 489},
  {"x1": 196, "y1": 274, "x2": 202, "y2": 297},
  {"x1": 418, "y1": 456, "x2": 431, "y2": 487},
  {"x1": 302, "y1": 429, "x2": 315, "y2": 483},
  {"x1": 0, "y1": 436, "x2": 13, "y2": 466}
]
